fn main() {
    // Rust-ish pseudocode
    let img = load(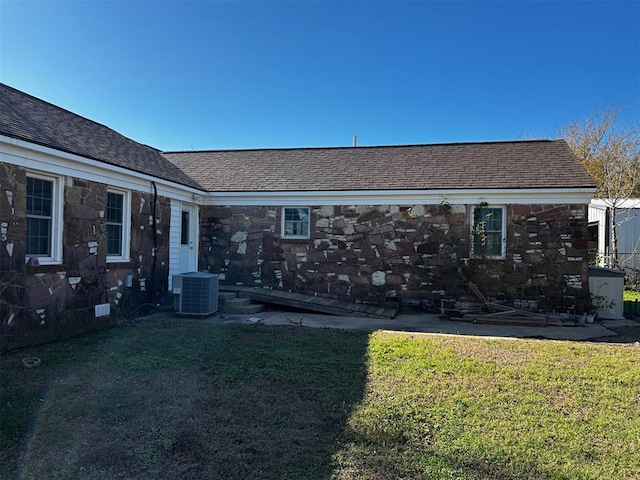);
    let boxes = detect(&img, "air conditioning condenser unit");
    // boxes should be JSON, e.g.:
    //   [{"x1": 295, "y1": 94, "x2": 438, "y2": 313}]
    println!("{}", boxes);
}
[{"x1": 173, "y1": 272, "x2": 219, "y2": 315}]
